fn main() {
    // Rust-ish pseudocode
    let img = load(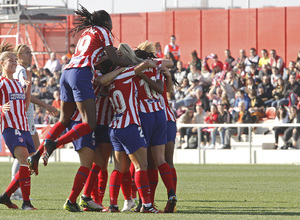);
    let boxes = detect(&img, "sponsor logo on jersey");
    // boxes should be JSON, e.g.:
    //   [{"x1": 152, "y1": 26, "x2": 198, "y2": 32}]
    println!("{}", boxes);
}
[{"x1": 9, "y1": 93, "x2": 25, "y2": 101}]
